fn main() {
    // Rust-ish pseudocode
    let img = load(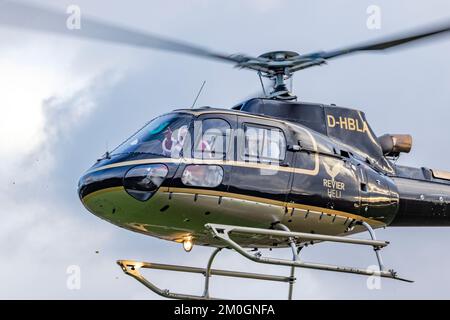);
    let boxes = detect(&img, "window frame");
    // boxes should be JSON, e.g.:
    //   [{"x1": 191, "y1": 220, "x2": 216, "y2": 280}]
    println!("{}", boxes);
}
[
  {"x1": 193, "y1": 117, "x2": 233, "y2": 160},
  {"x1": 242, "y1": 122, "x2": 287, "y2": 163}
]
